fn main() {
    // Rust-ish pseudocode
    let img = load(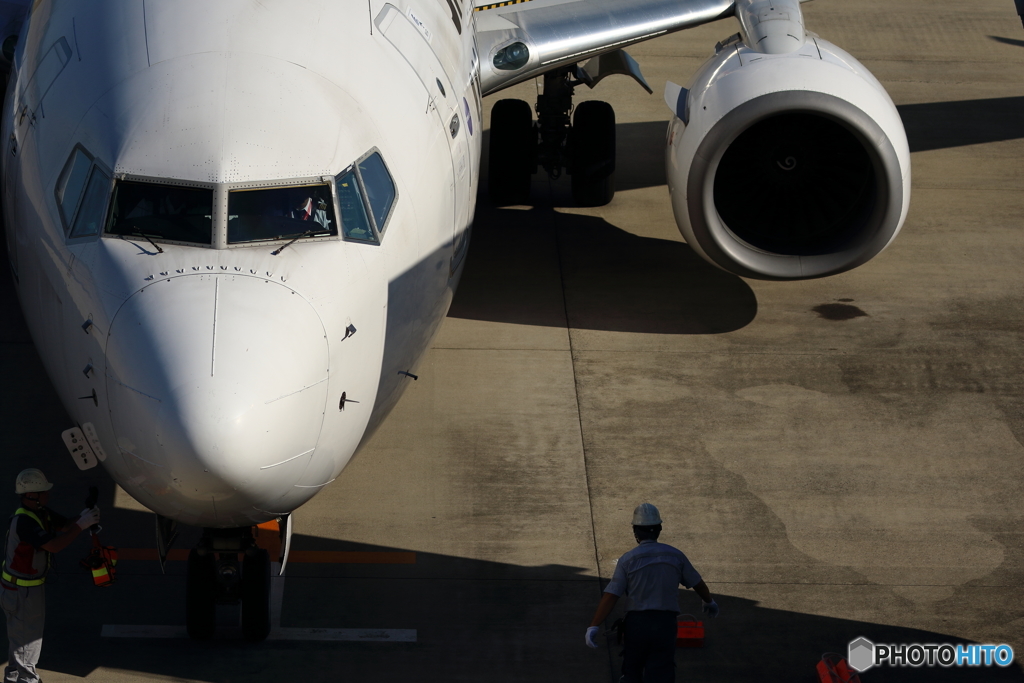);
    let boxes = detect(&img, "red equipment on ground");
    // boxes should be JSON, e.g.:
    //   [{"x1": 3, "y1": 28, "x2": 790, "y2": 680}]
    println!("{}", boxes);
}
[
  {"x1": 77, "y1": 485, "x2": 117, "y2": 586},
  {"x1": 676, "y1": 614, "x2": 704, "y2": 648},
  {"x1": 816, "y1": 654, "x2": 862, "y2": 683},
  {"x1": 80, "y1": 533, "x2": 118, "y2": 587}
]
